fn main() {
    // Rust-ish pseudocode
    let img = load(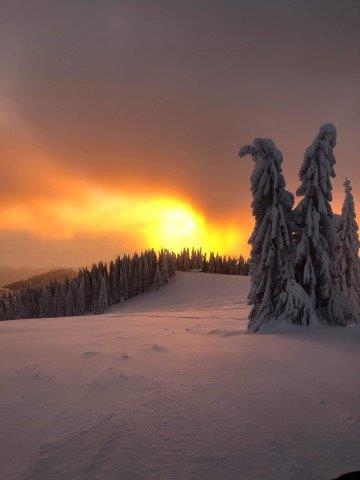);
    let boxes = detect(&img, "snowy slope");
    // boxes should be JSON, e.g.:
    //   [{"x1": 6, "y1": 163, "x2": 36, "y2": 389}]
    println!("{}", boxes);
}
[{"x1": 0, "y1": 272, "x2": 359, "y2": 480}]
